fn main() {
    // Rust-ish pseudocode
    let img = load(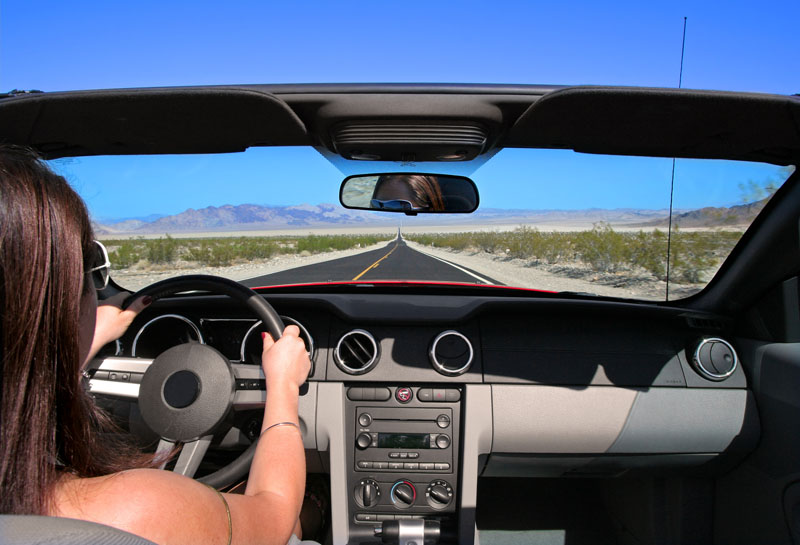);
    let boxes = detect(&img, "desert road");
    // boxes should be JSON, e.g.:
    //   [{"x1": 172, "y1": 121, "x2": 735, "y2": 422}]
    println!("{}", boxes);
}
[{"x1": 242, "y1": 236, "x2": 501, "y2": 287}]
